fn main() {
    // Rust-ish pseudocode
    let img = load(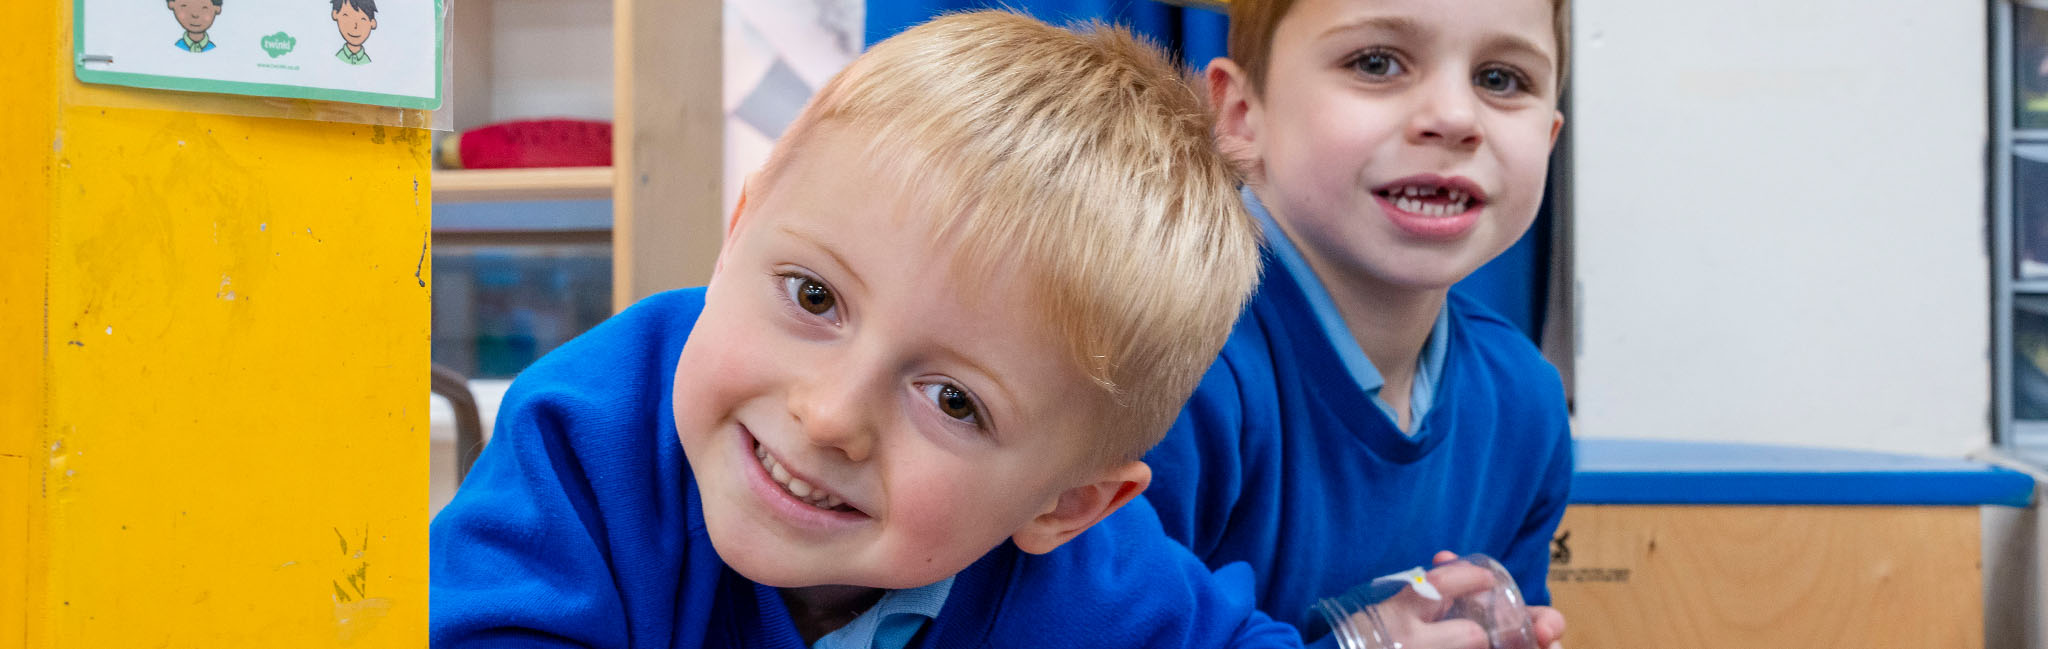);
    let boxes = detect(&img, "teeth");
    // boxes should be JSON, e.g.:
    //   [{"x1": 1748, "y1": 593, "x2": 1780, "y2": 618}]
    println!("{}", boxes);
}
[
  {"x1": 1381, "y1": 185, "x2": 1479, "y2": 217},
  {"x1": 755, "y1": 442, "x2": 844, "y2": 511}
]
